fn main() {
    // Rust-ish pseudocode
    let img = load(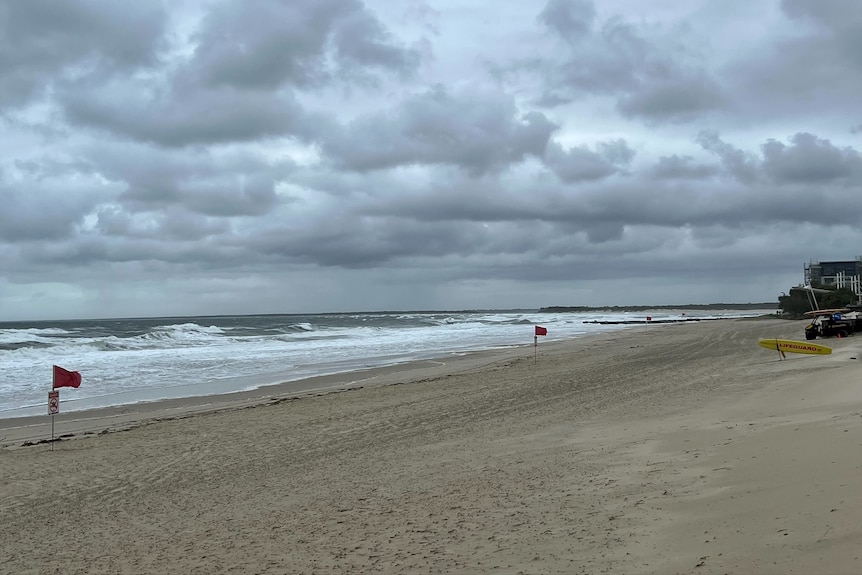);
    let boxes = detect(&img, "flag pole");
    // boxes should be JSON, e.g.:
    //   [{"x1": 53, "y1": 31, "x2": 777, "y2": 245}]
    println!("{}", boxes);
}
[
  {"x1": 534, "y1": 335, "x2": 537, "y2": 364},
  {"x1": 49, "y1": 365, "x2": 81, "y2": 449},
  {"x1": 51, "y1": 369, "x2": 55, "y2": 451}
]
